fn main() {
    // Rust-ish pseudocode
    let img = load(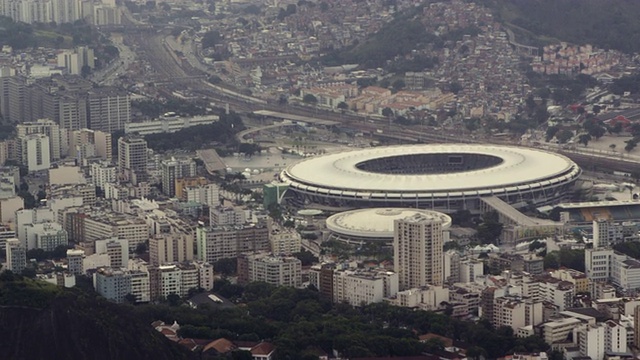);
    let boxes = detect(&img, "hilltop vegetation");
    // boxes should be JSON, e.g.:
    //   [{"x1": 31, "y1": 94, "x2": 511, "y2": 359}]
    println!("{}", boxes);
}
[
  {"x1": 0, "y1": 273, "x2": 193, "y2": 360},
  {"x1": 484, "y1": 0, "x2": 640, "y2": 53}
]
